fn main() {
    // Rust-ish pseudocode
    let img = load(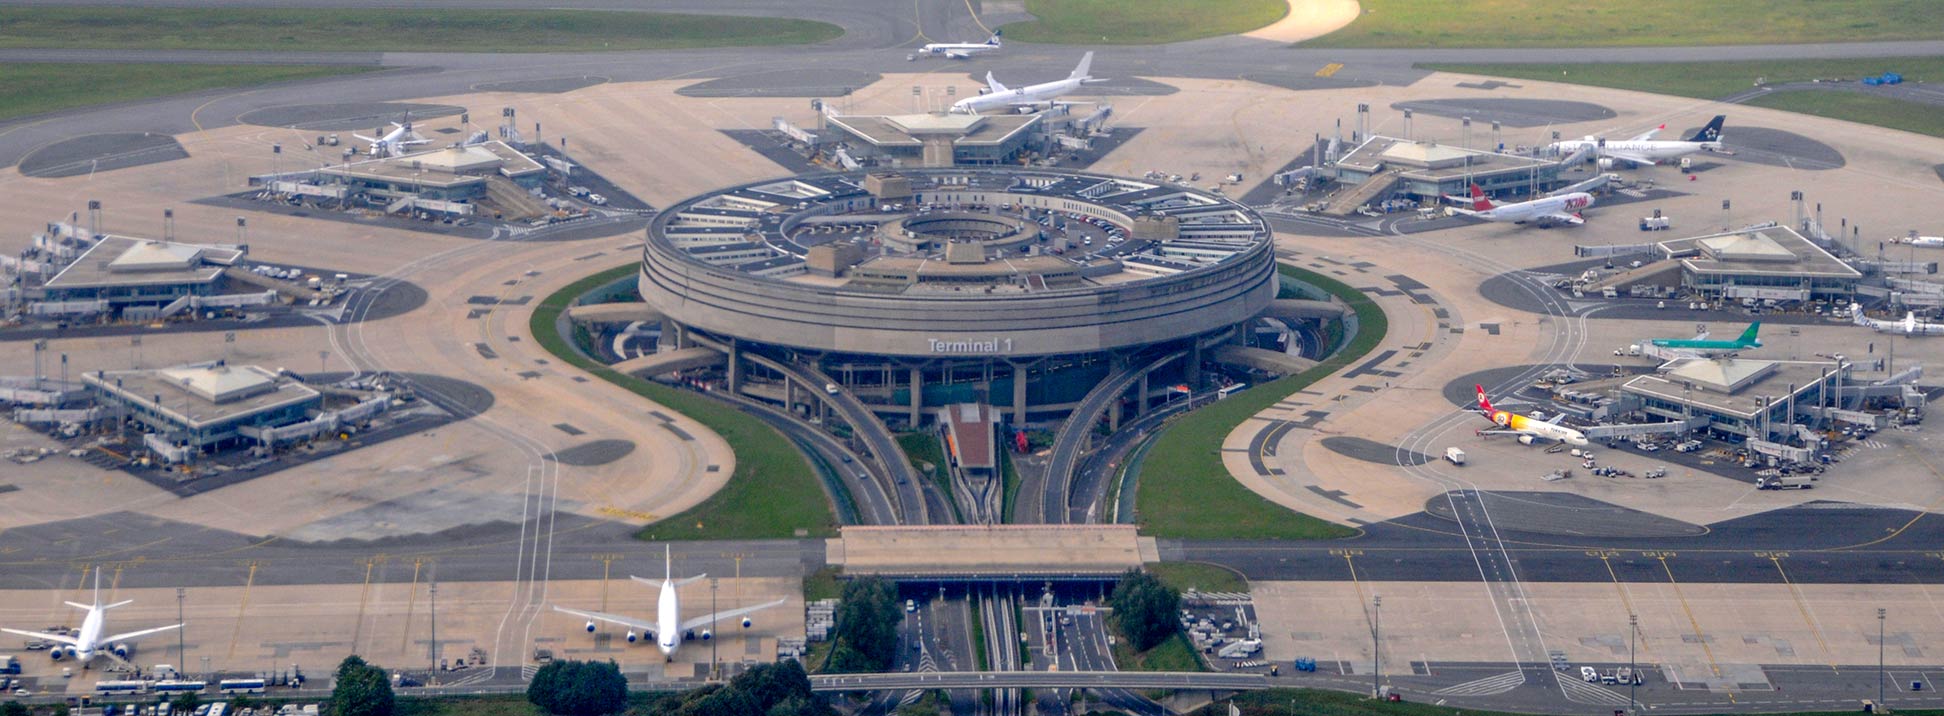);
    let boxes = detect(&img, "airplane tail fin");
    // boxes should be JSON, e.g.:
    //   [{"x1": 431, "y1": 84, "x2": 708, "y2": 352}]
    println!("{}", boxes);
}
[
  {"x1": 985, "y1": 71, "x2": 1008, "y2": 94},
  {"x1": 1468, "y1": 184, "x2": 1493, "y2": 211},
  {"x1": 101, "y1": 600, "x2": 134, "y2": 611},
  {"x1": 1070, "y1": 51, "x2": 1093, "y2": 81},
  {"x1": 988, "y1": 30, "x2": 1002, "y2": 45},
  {"x1": 665, "y1": 544, "x2": 672, "y2": 583},
  {"x1": 1474, "y1": 384, "x2": 1494, "y2": 412},
  {"x1": 1738, "y1": 322, "x2": 1761, "y2": 346},
  {"x1": 1686, "y1": 115, "x2": 1725, "y2": 143},
  {"x1": 92, "y1": 566, "x2": 101, "y2": 608}
]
